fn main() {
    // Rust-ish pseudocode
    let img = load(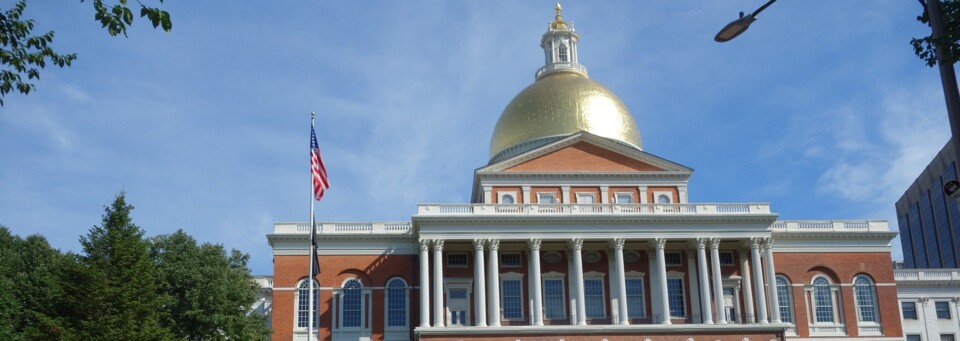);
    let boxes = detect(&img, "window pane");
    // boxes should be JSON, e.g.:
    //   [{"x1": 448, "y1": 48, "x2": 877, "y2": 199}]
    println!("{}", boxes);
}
[
  {"x1": 501, "y1": 253, "x2": 521, "y2": 267},
  {"x1": 776, "y1": 276, "x2": 793, "y2": 323},
  {"x1": 667, "y1": 278, "x2": 685, "y2": 318},
  {"x1": 386, "y1": 279, "x2": 406, "y2": 327},
  {"x1": 943, "y1": 334, "x2": 956, "y2": 341},
  {"x1": 297, "y1": 280, "x2": 319, "y2": 328},
  {"x1": 902, "y1": 302, "x2": 918, "y2": 320},
  {"x1": 616, "y1": 193, "x2": 633, "y2": 203},
  {"x1": 584, "y1": 279, "x2": 605, "y2": 318},
  {"x1": 626, "y1": 278, "x2": 645, "y2": 318},
  {"x1": 500, "y1": 194, "x2": 514, "y2": 204},
  {"x1": 664, "y1": 252, "x2": 682, "y2": 266},
  {"x1": 907, "y1": 335, "x2": 922, "y2": 341},
  {"x1": 937, "y1": 301, "x2": 952, "y2": 319},
  {"x1": 813, "y1": 277, "x2": 834, "y2": 323},
  {"x1": 854, "y1": 276, "x2": 877, "y2": 322},
  {"x1": 342, "y1": 280, "x2": 363, "y2": 327},
  {"x1": 502, "y1": 279, "x2": 523, "y2": 319},
  {"x1": 543, "y1": 279, "x2": 565, "y2": 319}
]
